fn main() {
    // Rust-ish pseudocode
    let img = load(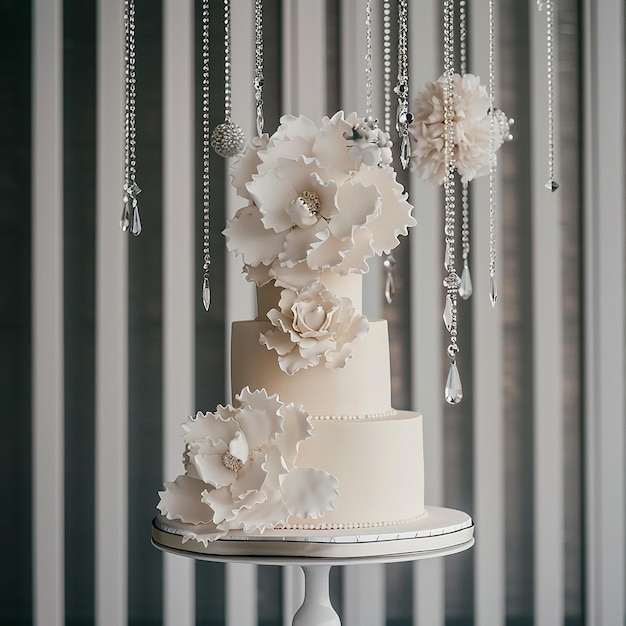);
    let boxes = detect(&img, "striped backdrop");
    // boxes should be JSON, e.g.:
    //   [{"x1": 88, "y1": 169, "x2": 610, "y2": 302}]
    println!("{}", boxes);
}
[{"x1": 1, "y1": 0, "x2": 624, "y2": 624}]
